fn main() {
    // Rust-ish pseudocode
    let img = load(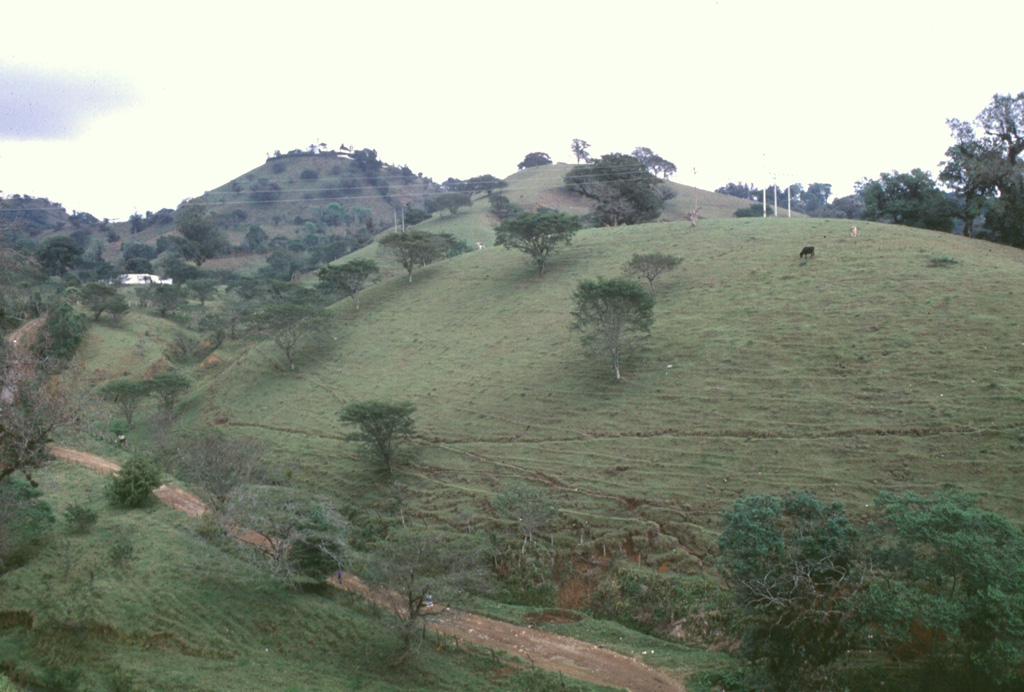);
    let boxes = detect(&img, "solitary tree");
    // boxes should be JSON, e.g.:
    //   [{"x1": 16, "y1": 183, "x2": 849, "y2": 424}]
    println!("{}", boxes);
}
[
  {"x1": 338, "y1": 400, "x2": 417, "y2": 474},
  {"x1": 565, "y1": 153, "x2": 664, "y2": 226},
  {"x1": 358, "y1": 528, "x2": 489, "y2": 658},
  {"x1": 99, "y1": 379, "x2": 153, "y2": 428},
  {"x1": 631, "y1": 146, "x2": 677, "y2": 179},
  {"x1": 517, "y1": 152, "x2": 552, "y2": 169},
  {"x1": 570, "y1": 277, "x2": 655, "y2": 380},
  {"x1": 492, "y1": 482, "x2": 558, "y2": 551},
  {"x1": 148, "y1": 372, "x2": 190, "y2": 414},
  {"x1": 622, "y1": 253, "x2": 682, "y2": 295},
  {"x1": 186, "y1": 278, "x2": 219, "y2": 306},
  {"x1": 172, "y1": 431, "x2": 267, "y2": 512},
  {"x1": 175, "y1": 203, "x2": 228, "y2": 267},
  {"x1": 571, "y1": 138, "x2": 591, "y2": 164},
  {"x1": 425, "y1": 192, "x2": 472, "y2": 216},
  {"x1": 249, "y1": 295, "x2": 326, "y2": 371},
  {"x1": 107, "y1": 453, "x2": 162, "y2": 508},
  {"x1": 317, "y1": 259, "x2": 380, "y2": 311},
  {"x1": 80, "y1": 283, "x2": 122, "y2": 321},
  {"x1": 494, "y1": 210, "x2": 582, "y2": 276},
  {"x1": 377, "y1": 230, "x2": 446, "y2": 283}
]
